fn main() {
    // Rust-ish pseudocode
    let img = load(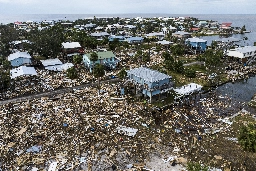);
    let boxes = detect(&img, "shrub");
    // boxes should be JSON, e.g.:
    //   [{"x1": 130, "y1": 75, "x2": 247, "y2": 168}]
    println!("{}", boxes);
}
[{"x1": 238, "y1": 123, "x2": 256, "y2": 152}]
